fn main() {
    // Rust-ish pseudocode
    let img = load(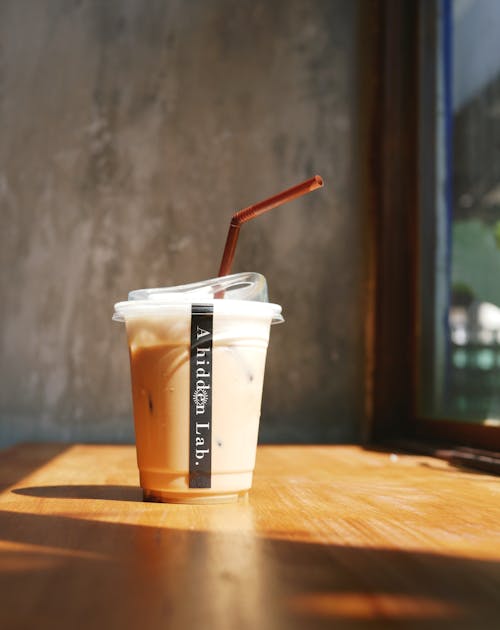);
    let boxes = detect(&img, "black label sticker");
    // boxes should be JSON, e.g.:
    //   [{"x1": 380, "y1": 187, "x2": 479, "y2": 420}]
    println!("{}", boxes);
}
[{"x1": 189, "y1": 304, "x2": 214, "y2": 488}]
